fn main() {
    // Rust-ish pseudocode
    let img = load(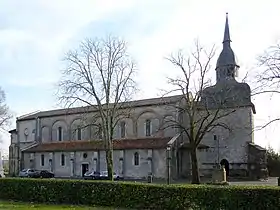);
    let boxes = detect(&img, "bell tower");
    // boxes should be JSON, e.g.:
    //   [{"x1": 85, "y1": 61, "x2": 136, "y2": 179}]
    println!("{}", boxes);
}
[{"x1": 215, "y1": 13, "x2": 240, "y2": 83}]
